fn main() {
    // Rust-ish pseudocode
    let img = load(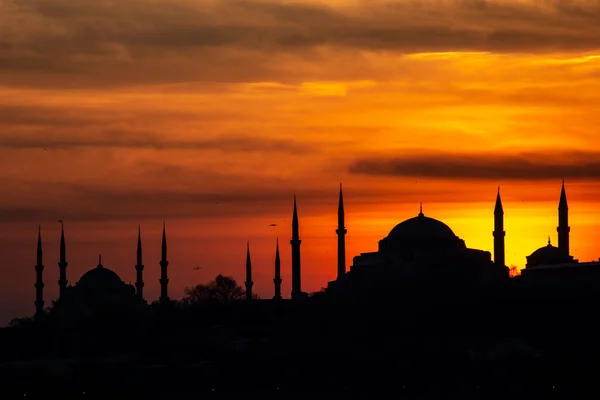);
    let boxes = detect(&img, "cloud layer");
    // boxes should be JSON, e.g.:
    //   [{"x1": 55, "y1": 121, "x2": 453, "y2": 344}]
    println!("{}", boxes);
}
[
  {"x1": 2, "y1": 0, "x2": 600, "y2": 88},
  {"x1": 349, "y1": 150, "x2": 600, "y2": 181}
]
